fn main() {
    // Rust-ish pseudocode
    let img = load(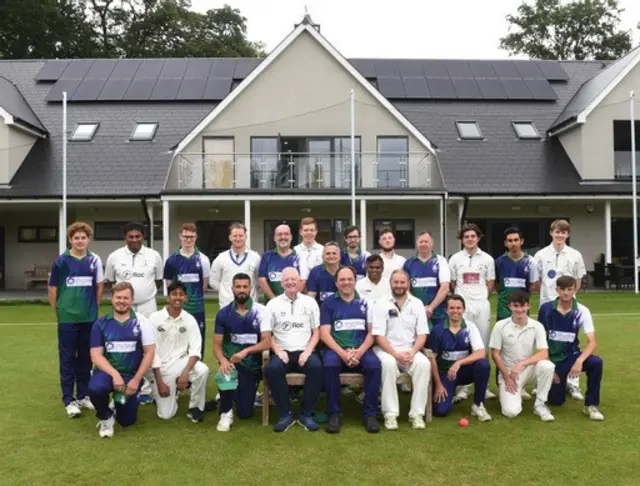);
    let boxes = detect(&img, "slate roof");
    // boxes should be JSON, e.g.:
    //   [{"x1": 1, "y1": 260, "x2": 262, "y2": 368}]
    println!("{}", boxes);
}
[{"x1": 0, "y1": 75, "x2": 46, "y2": 132}]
